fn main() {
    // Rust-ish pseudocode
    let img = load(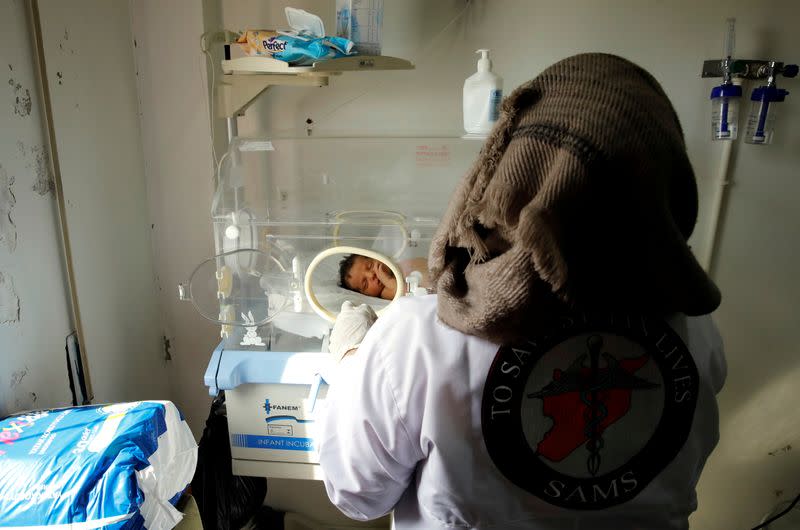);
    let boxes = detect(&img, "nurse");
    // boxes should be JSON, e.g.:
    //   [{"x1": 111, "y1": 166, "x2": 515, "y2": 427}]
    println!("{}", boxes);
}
[{"x1": 318, "y1": 53, "x2": 726, "y2": 530}]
